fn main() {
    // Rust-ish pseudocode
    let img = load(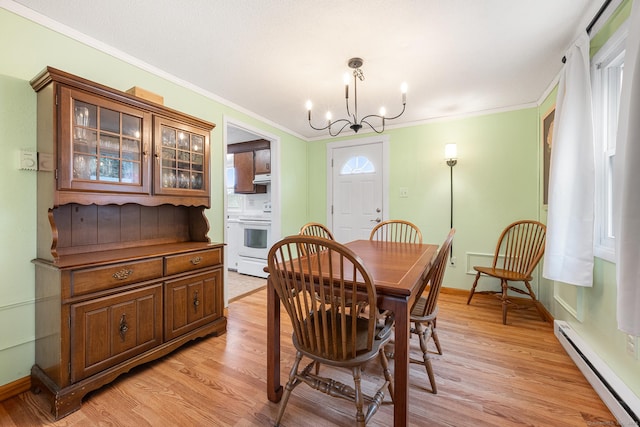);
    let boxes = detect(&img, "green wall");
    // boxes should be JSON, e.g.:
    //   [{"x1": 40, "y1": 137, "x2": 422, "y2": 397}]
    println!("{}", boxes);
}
[
  {"x1": 308, "y1": 108, "x2": 540, "y2": 295},
  {"x1": 537, "y1": 0, "x2": 640, "y2": 400},
  {"x1": 0, "y1": 74, "x2": 37, "y2": 384},
  {"x1": 0, "y1": 7, "x2": 307, "y2": 386}
]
